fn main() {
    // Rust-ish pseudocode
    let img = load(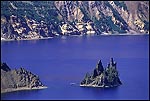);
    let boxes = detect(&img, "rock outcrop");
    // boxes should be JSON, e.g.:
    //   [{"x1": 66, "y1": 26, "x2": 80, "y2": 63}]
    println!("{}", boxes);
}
[
  {"x1": 80, "y1": 58, "x2": 122, "y2": 88},
  {"x1": 1, "y1": 62, "x2": 47, "y2": 93},
  {"x1": 1, "y1": 1, "x2": 149, "y2": 40}
]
